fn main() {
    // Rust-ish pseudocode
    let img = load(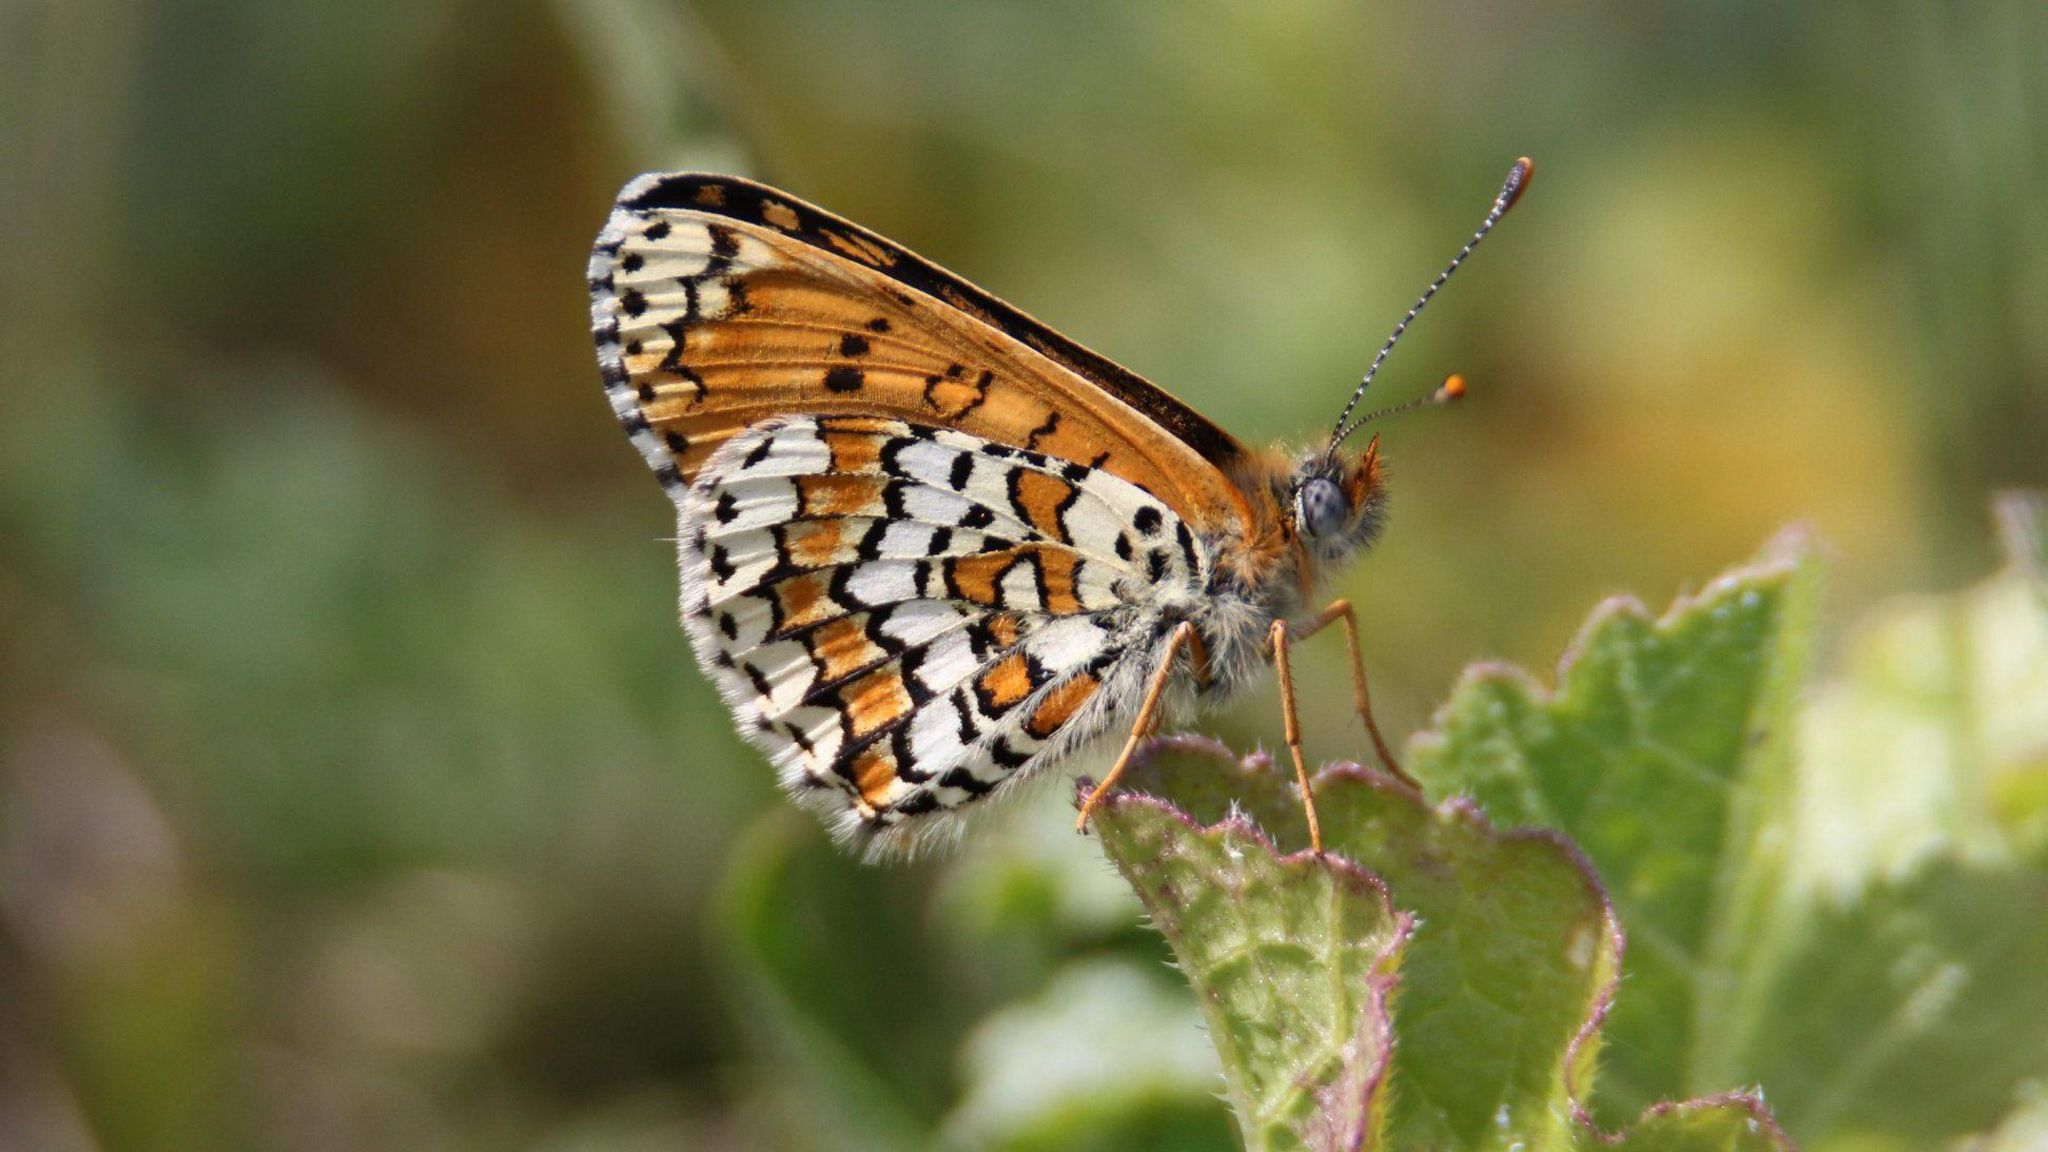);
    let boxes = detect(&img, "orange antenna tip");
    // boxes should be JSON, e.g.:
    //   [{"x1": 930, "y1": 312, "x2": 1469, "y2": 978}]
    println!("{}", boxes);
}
[{"x1": 1339, "y1": 372, "x2": 1468, "y2": 428}]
